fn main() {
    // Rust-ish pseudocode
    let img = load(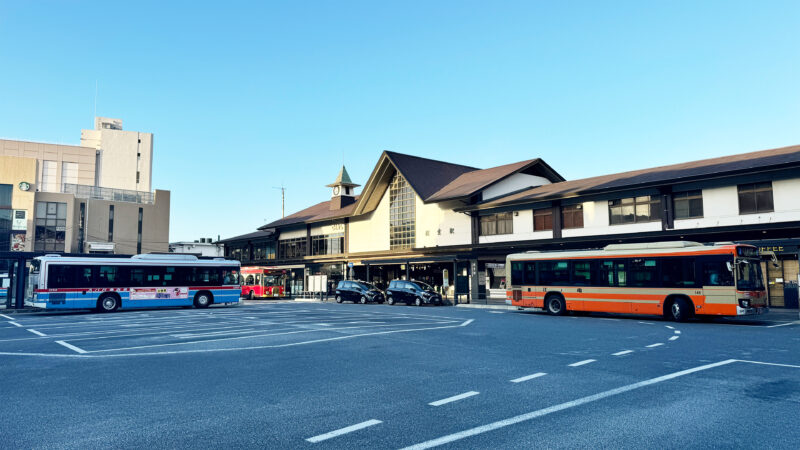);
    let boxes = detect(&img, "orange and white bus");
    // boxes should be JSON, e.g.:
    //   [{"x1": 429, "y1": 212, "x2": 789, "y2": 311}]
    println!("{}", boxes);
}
[{"x1": 506, "y1": 241, "x2": 768, "y2": 321}]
